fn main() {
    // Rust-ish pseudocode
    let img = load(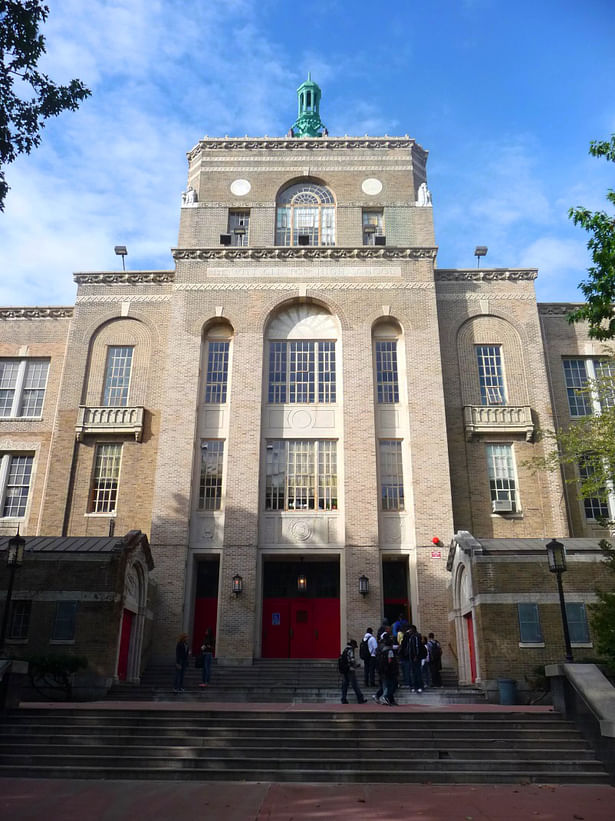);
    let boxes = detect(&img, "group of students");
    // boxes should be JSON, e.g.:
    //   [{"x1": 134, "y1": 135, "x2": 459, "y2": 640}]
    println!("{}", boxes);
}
[
  {"x1": 339, "y1": 617, "x2": 442, "y2": 705},
  {"x1": 173, "y1": 628, "x2": 215, "y2": 693}
]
